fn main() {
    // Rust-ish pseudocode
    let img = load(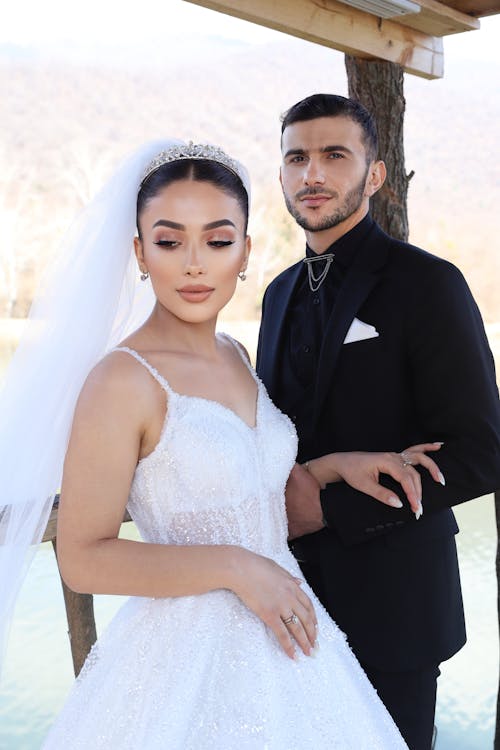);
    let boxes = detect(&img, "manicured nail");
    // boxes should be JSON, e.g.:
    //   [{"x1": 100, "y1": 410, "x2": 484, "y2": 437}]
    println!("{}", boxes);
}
[
  {"x1": 438, "y1": 472, "x2": 446, "y2": 486},
  {"x1": 415, "y1": 501, "x2": 423, "y2": 520},
  {"x1": 388, "y1": 496, "x2": 403, "y2": 508},
  {"x1": 434, "y1": 441, "x2": 444, "y2": 446}
]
